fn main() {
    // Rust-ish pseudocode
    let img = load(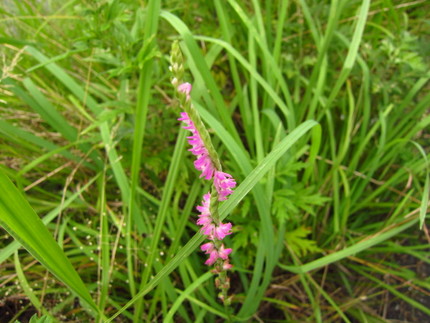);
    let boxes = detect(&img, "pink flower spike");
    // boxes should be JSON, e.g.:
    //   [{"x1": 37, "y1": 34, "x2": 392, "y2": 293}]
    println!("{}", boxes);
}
[
  {"x1": 178, "y1": 82, "x2": 192, "y2": 100},
  {"x1": 214, "y1": 222, "x2": 232, "y2": 240},
  {"x1": 178, "y1": 112, "x2": 216, "y2": 180},
  {"x1": 218, "y1": 245, "x2": 232, "y2": 260},
  {"x1": 214, "y1": 171, "x2": 236, "y2": 201},
  {"x1": 205, "y1": 250, "x2": 219, "y2": 266},
  {"x1": 196, "y1": 193, "x2": 211, "y2": 213}
]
